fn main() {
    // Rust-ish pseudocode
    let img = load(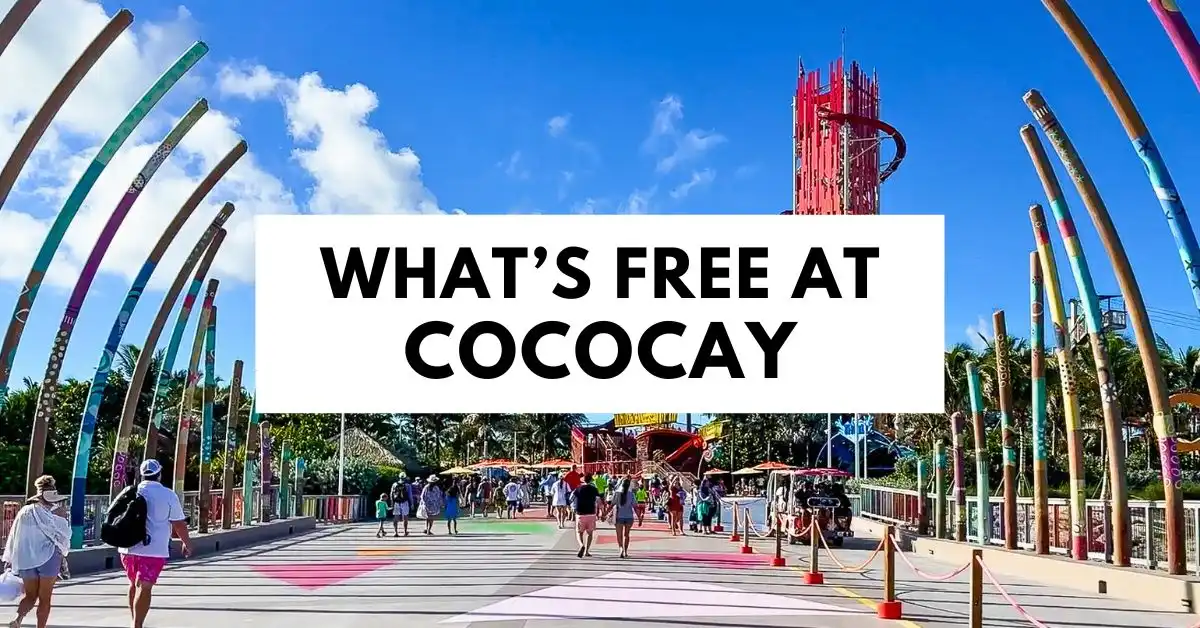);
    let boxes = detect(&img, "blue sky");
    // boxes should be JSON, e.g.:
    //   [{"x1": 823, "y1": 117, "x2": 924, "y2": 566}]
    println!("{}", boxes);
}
[{"x1": 2, "y1": 0, "x2": 1200, "y2": 412}]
